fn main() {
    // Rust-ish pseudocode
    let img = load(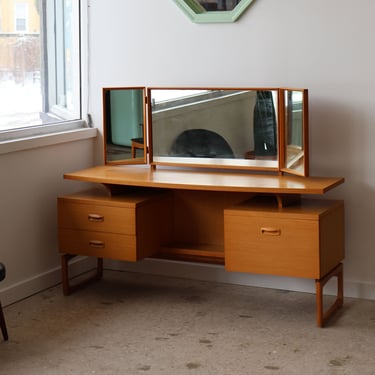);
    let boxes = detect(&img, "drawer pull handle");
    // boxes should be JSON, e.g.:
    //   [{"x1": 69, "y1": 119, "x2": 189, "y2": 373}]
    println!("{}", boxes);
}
[
  {"x1": 88, "y1": 214, "x2": 104, "y2": 222},
  {"x1": 89, "y1": 240, "x2": 105, "y2": 248},
  {"x1": 261, "y1": 227, "x2": 281, "y2": 236}
]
